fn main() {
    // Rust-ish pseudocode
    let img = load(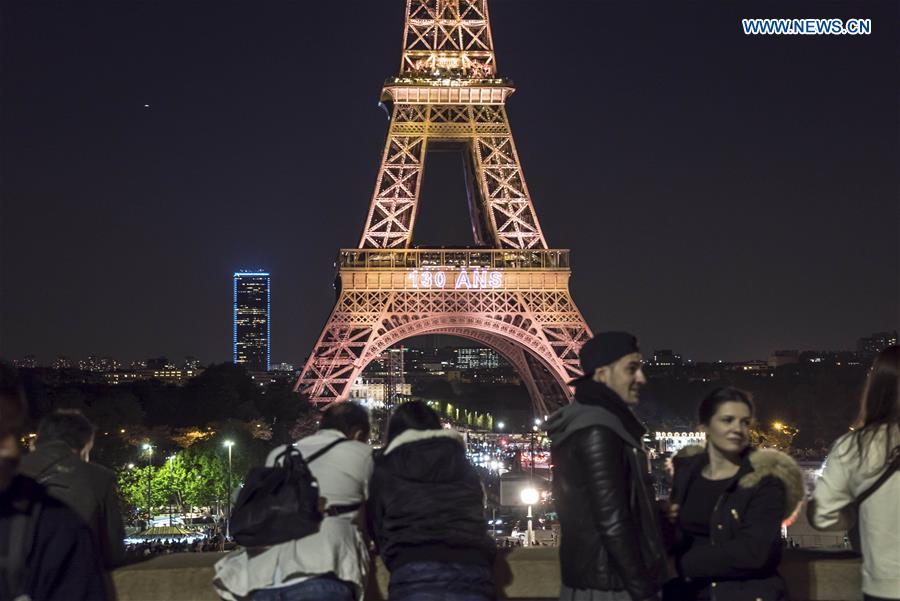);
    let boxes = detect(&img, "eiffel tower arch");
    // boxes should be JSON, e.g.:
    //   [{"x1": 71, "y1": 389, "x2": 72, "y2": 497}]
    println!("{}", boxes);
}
[{"x1": 296, "y1": 0, "x2": 592, "y2": 416}]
